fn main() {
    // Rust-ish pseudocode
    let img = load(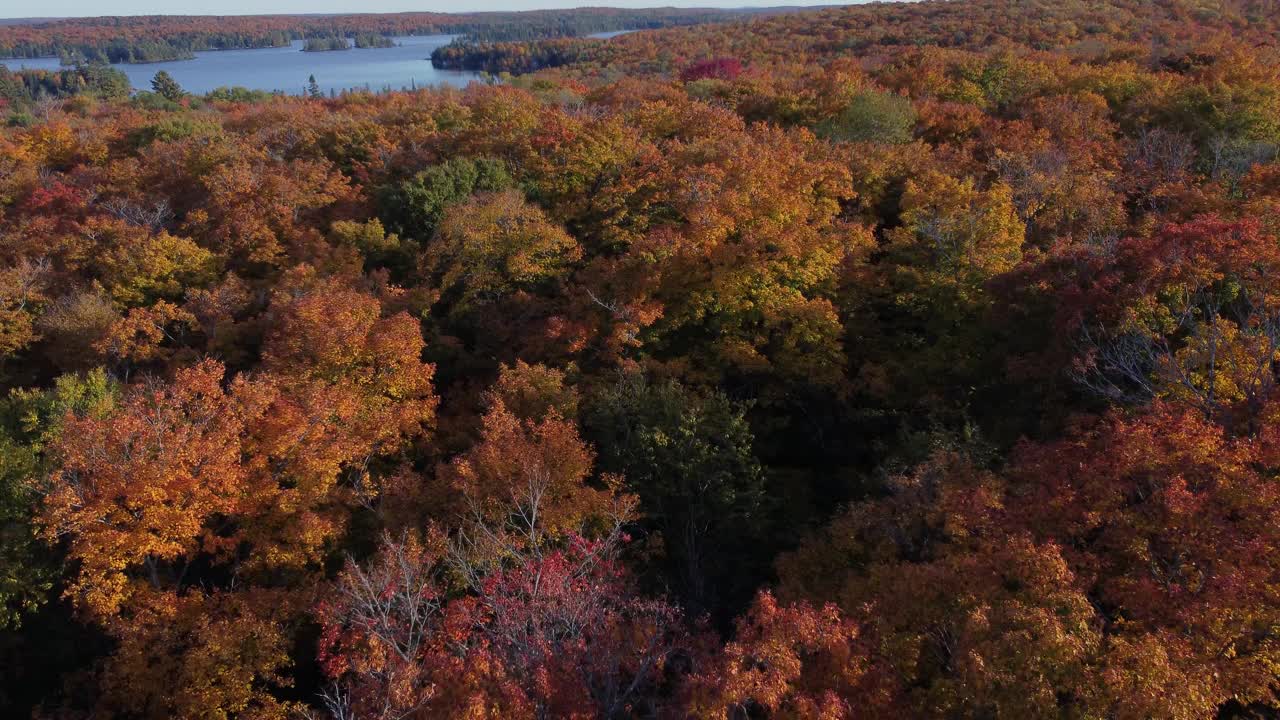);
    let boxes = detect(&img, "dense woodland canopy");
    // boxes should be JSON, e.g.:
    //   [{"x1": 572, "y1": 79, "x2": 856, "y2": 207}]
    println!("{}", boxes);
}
[{"x1": 4, "y1": 0, "x2": 1280, "y2": 717}]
